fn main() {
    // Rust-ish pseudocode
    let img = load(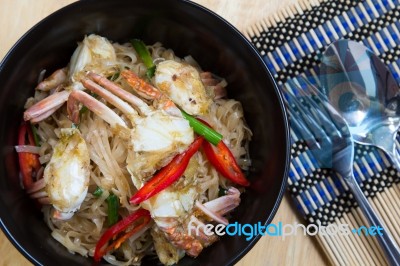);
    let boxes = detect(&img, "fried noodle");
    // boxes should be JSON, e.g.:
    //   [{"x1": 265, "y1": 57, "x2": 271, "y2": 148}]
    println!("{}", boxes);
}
[{"x1": 23, "y1": 35, "x2": 252, "y2": 265}]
